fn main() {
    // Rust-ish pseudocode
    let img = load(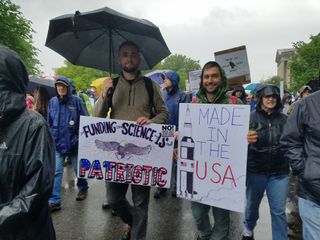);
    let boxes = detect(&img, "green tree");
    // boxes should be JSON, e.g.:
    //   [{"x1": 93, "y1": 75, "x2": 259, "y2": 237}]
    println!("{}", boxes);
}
[
  {"x1": 55, "y1": 61, "x2": 108, "y2": 90},
  {"x1": 289, "y1": 34, "x2": 320, "y2": 92},
  {"x1": 149, "y1": 54, "x2": 201, "y2": 90},
  {"x1": 261, "y1": 76, "x2": 284, "y2": 88},
  {"x1": 0, "y1": 0, "x2": 40, "y2": 74}
]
